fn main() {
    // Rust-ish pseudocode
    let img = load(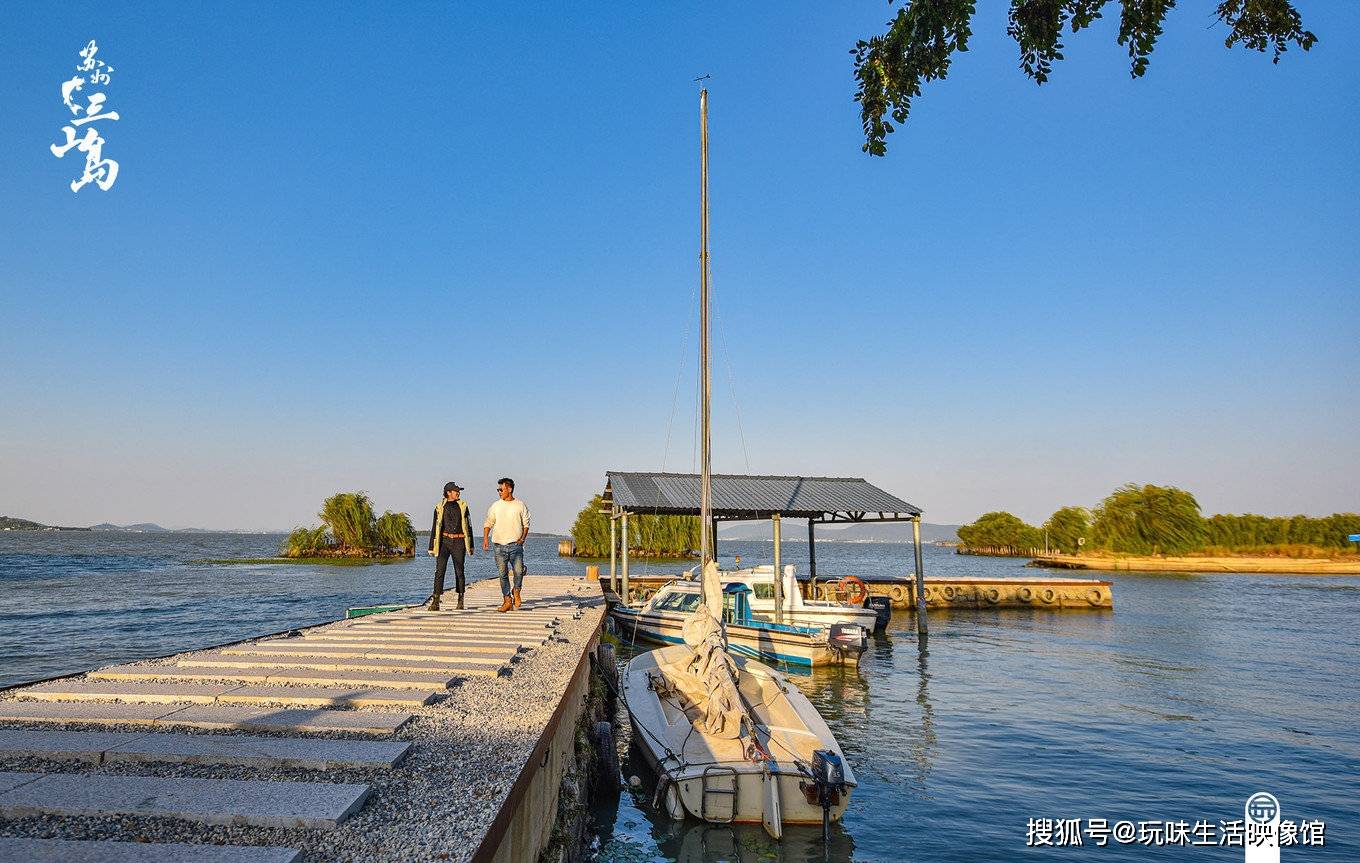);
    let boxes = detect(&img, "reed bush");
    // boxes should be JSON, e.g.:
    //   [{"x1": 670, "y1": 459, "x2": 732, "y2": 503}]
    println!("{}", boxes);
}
[{"x1": 281, "y1": 492, "x2": 415, "y2": 558}]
